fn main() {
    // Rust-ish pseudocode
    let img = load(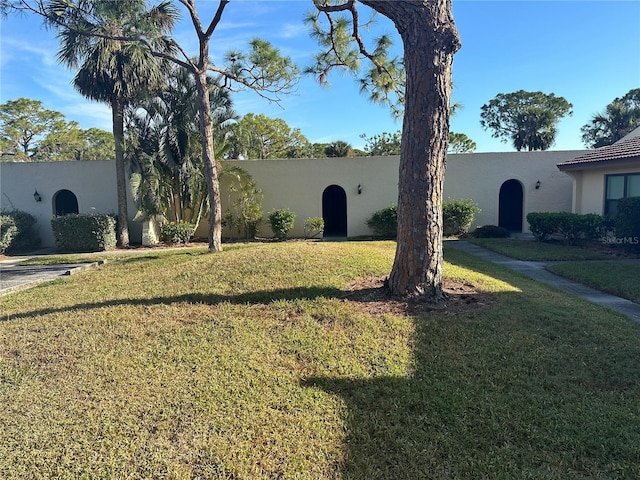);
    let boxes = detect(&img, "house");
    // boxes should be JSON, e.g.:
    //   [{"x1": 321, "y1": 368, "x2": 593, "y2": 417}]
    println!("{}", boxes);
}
[
  {"x1": 557, "y1": 127, "x2": 640, "y2": 217},
  {"x1": 1, "y1": 149, "x2": 585, "y2": 248}
]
